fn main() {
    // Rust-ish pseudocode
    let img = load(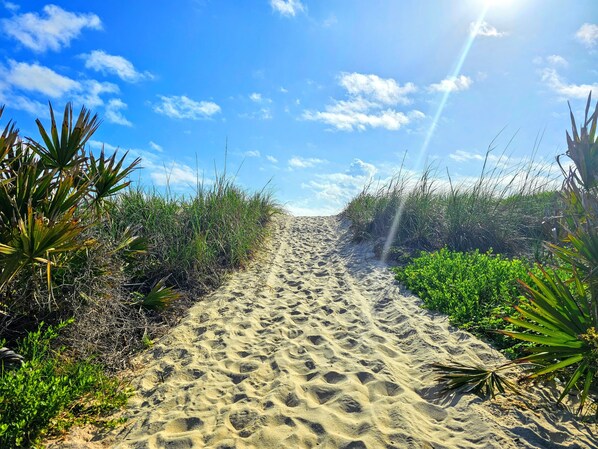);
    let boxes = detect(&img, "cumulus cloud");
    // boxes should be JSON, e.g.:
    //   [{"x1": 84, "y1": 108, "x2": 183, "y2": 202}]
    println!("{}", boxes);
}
[
  {"x1": 449, "y1": 150, "x2": 486, "y2": 163},
  {"x1": 299, "y1": 159, "x2": 379, "y2": 211},
  {"x1": 149, "y1": 141, "x2": 163, "y2": 152},
  {"x1": 288, "y1": 156, "x2": 326, "y2": 169},
  {"x1": 4, "y1": 60, "x2": 80, "y2": 98},
  {"x1": 575, "y1": 23, "x2": 598, "y2": 48},
  {"x1": 90, "y1": 139, "x2": 203, "y2": 188},
  {"x1": 104, "y1": 98, "x2": 132, "y2": 126},
  {"x1": 266, "y1": 155, "x2": 278, "y2": 163},
  {"x1": 546, "y1": 55, "x2": 568, "y2": 67},
  {"x1": 303, "y1": 108, "x2": 417, "y2": 132},
  {"x1": 0, "y1": 60, "x2": 120, "y2": 114},
  {"x1": 243, "y1": 150, "x2": 261, "y2": 158},
  {"x1": 76, "y1": 79, "x2": 119, "y2": 108},
  {"x1": 541, "y1": 67, "x2": 598, "y2": 99},
  {"x1": 339, "y1": 73, "x2": 416, "y2": 105},
  {"x1": 303, "y1": 72, "x2": 423, "y2": 131},
  {"x1": 154, "y1": 95, "x2": 221, "y2": 119},
  {"x1": 270, "y1": 0, "x2": 305, "y2": 17},
  {"x1": 82, "y1": 50, "x2": 152, "y2": 82},
  {"x1": 150, "y1": 162, "x2": 199, "y2": 186},
  {"x1": 3, "y1": 2, "x2": 19, "y2": 12},
  {"x1": 2, "y1": 4, "x2": 101, "y2": 52},
  {"x1": 428, "y1": 75, "x2": 472, "y2": 93},
  {"x1": 0, "y1": 89, "x2": 46, "y2": 116},
  {"x1": 470, "y1": 20, "x2": 506, "y2": 38}
]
